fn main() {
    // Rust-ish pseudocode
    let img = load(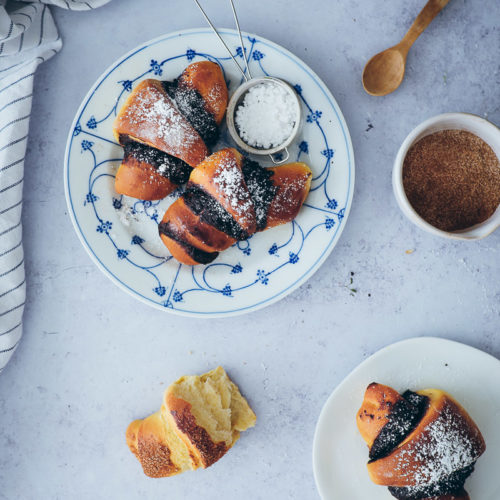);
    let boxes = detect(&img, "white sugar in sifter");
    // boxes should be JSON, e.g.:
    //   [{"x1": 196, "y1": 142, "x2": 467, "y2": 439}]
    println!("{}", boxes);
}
[{"x1": 192, "y1": 0, "x2": 302, "y2": 164}]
